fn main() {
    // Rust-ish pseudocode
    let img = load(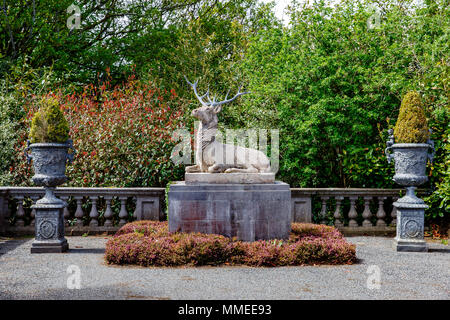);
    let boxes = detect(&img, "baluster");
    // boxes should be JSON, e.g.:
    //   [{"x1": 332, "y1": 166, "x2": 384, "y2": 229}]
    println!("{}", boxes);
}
[
  {"x1": 89, "y1": 197, "x2": 99, "y2": 227},
  {"x1": 30, "y1": 195, "x2": 39, "y2": 226},
  {"x1": 362, "y1": 196, "x2": 373, "y2": 227},
  {"x1": 103, "y1": 197, "x2": 113, "y2": 227},
  {"x1": 334, "y1": 196, "x2": 343, "y2": 227},
  {"x1": 62, "y1": 196, "x2": 71, "y2": 226},
  {"x1": 74, "y1": 197, "x2": 84, "y2": 226},
  {"x1": 133, "y1": 197, "x2": 138, "y2": 221},
  {"x1": 319, "y1": 196, "x2": 329, "y2": 225},
  {"x1": 391, "y1": 196, "x2": 398, "y2": 226},
  {"x1": 15, "y1": 196, "x2": 25, "y2": 227},
  {"x1": 376, "y1": 196, "x2": 387, "y2": 227},
  {"x1": 348, "y1": 196, "x2": 358, "y2": 227},
  {"x1": 118, "y1": 197, "x2": 128, "y2": 226}
]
